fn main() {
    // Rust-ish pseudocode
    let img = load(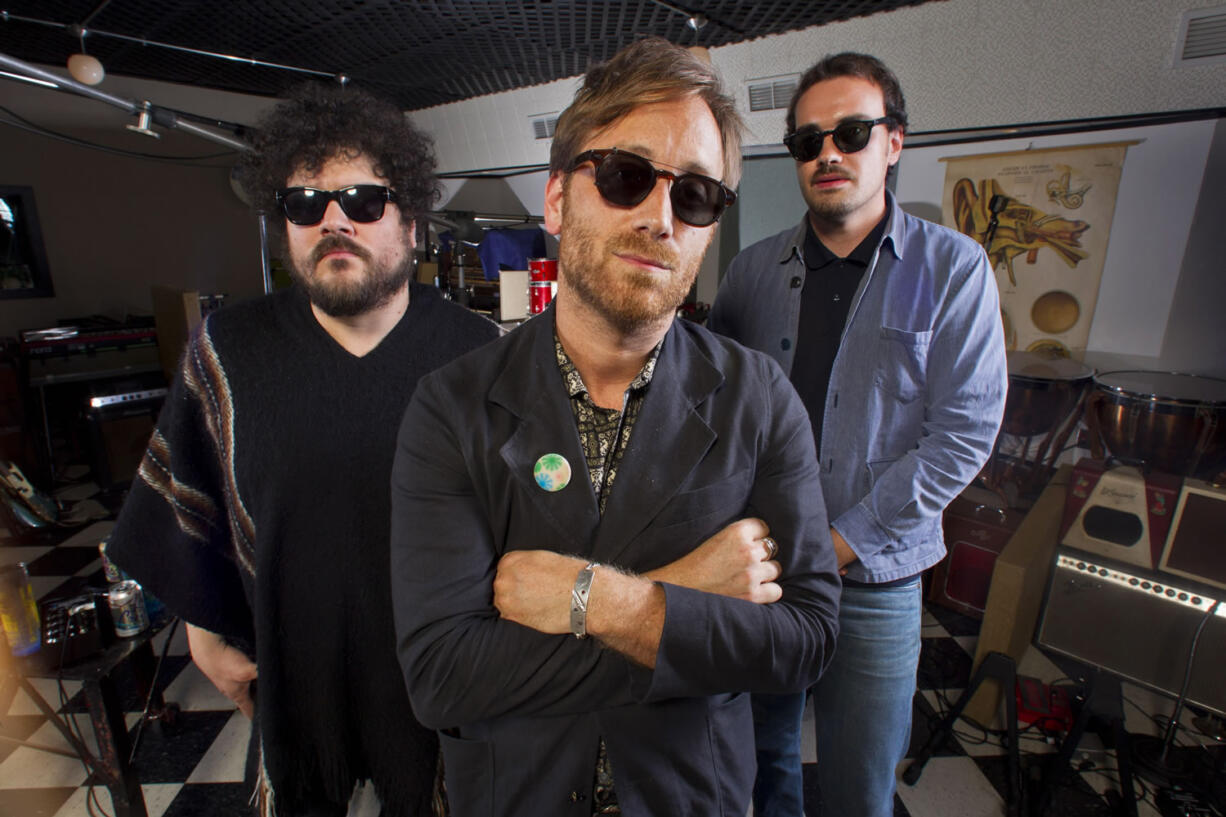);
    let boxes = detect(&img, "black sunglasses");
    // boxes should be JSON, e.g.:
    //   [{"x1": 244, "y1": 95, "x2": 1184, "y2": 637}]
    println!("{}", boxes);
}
[
  {"x1": 783, "y1": 117, "x2": 893, "y2": 162},
  {"x1": 275, "y1": 185, "x2": 397, "y2": 226},
  {"x1": 568, "y1": 148, "x2": 736, "y2": 227}
]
